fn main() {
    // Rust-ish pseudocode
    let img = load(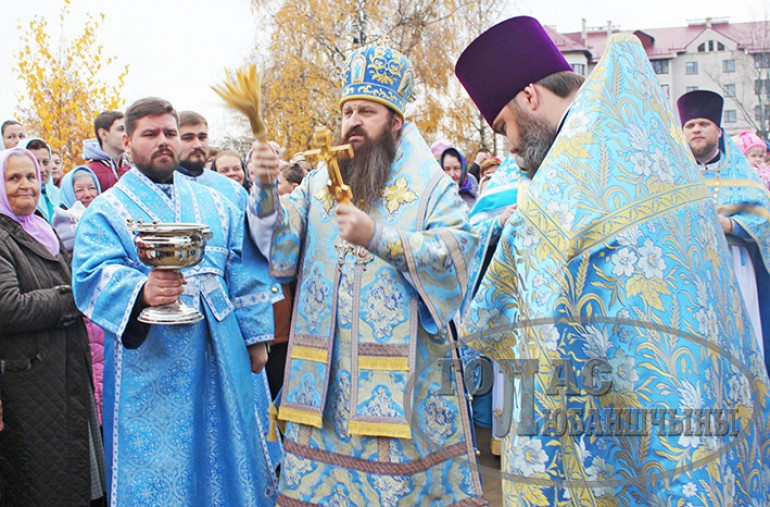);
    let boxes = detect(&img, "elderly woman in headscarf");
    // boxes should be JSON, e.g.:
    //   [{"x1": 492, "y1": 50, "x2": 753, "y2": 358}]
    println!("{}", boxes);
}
[
  {"x1": 0, "y1": 147, "x2": 104, "y2": 505},
  {"x1": 441, "y1": 146, "x2": 478, "y2": 207},
  {"x1": 53, "y1": 165, "x2": 105, "y2": 425},
  {"x1": 51, "y1": 165, "x2": 102, "y2": 253},
  {"x1": 19, "y1": 138, "x2": 62, "y2": 222},
  {"x1": 59, "y1": 165, "x2": 102, "y2": 210}
]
